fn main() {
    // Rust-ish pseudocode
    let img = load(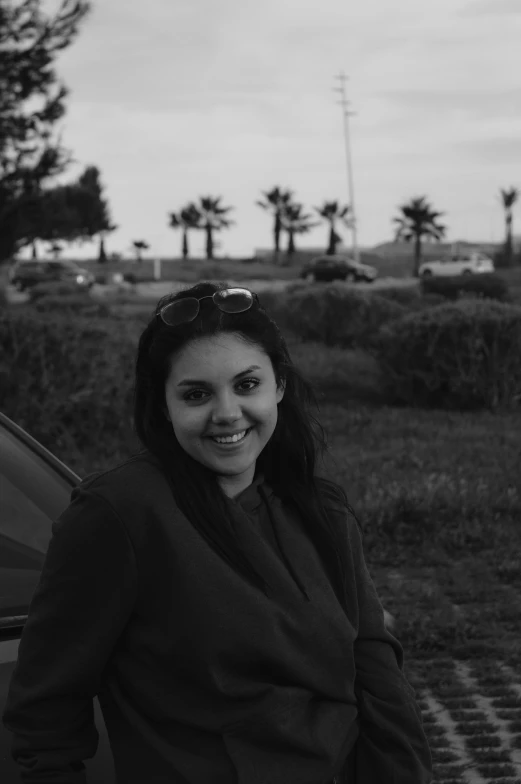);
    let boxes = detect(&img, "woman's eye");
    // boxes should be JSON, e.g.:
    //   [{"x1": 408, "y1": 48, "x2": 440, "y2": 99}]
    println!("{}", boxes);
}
[
  {"x1": 184, "y1": 390, "x2": 208, "y2": 402},
  {"x1": 183, "y1": 378, "x2": 260, "y2": 402},
  {"x1": 238, "y1": 378, "x2": 260, "y2": 392}
]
